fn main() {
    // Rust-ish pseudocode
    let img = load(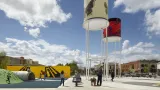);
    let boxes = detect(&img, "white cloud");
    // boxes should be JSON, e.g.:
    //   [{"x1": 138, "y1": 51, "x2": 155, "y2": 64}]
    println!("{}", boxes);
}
[
  {"x1": 109, "y1": 40, "x2": 160, "y2": 63},
  {"x1": 122, "y1": 41, "x2": 154, "y2": 56},
  {"x1": 0, "y1": 38, "x2": 85, "y2": 66},
  {"x1": 114, "y1": 0, "x2": 160, "y2": 37},
  {"x1": 145, "y1": 10, "x2": 160, "y2": 36},
  {"x1": 114, "y1": 0, "x2": 160, "y2": 13},
  {"x1": 122, "y1": 40, "x2": 130, "y2": 50},
  {"x1": 27, "y1": 28, "x2": 40, "y2": 38},
  {"x1": 0, "y1": 0, "x2": 72, "y2": 37},
  {"x1": 119, "y1": 40, "x2": 160, "y2": 63}
]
